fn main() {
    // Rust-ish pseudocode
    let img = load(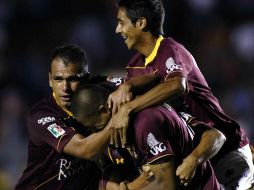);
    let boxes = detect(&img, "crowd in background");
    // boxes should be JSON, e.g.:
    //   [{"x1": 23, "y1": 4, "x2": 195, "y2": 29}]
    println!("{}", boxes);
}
[{"x1": 0, "y1": 0, "x2": 253, "y2": 189}]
